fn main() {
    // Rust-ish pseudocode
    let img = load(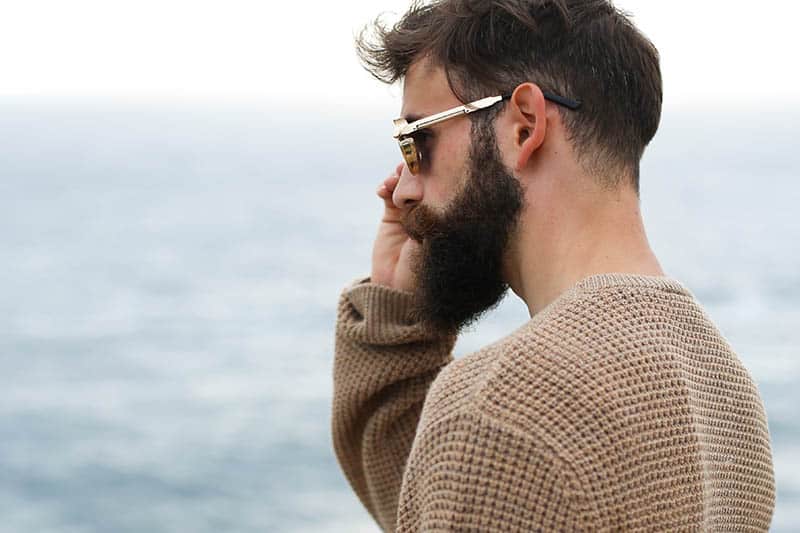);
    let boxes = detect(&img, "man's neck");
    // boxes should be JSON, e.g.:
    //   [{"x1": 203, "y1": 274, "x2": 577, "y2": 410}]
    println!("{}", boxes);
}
[{"x1": 507, "y1": 182, "x2": 665, "y2": 317}]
